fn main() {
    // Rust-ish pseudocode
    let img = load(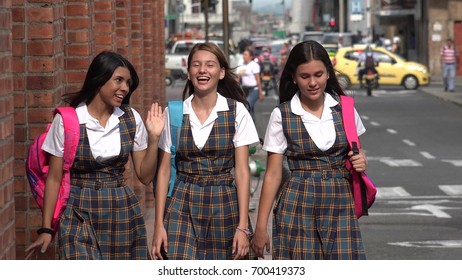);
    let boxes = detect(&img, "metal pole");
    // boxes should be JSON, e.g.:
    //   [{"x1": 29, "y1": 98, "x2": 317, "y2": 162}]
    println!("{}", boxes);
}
[
  {"x1": 339, "y1": 0, "x2": 344, "y2": 33},
  {"x1": 223, "y1": 0, "x2": 229, "y2": 58},
  {"x1": 204, "y1": 0, "x2": 209, "y2": 41}
]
